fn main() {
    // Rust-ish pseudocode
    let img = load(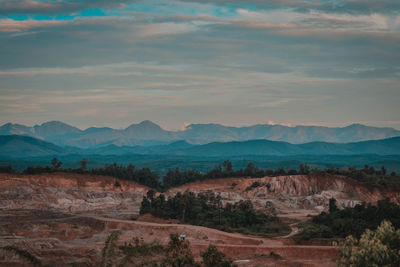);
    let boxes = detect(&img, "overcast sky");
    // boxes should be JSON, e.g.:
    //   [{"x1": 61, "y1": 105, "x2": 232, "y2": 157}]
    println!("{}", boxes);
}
[{"x1": 0, "y1": 0, "x2": 399, "y2": 130}]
